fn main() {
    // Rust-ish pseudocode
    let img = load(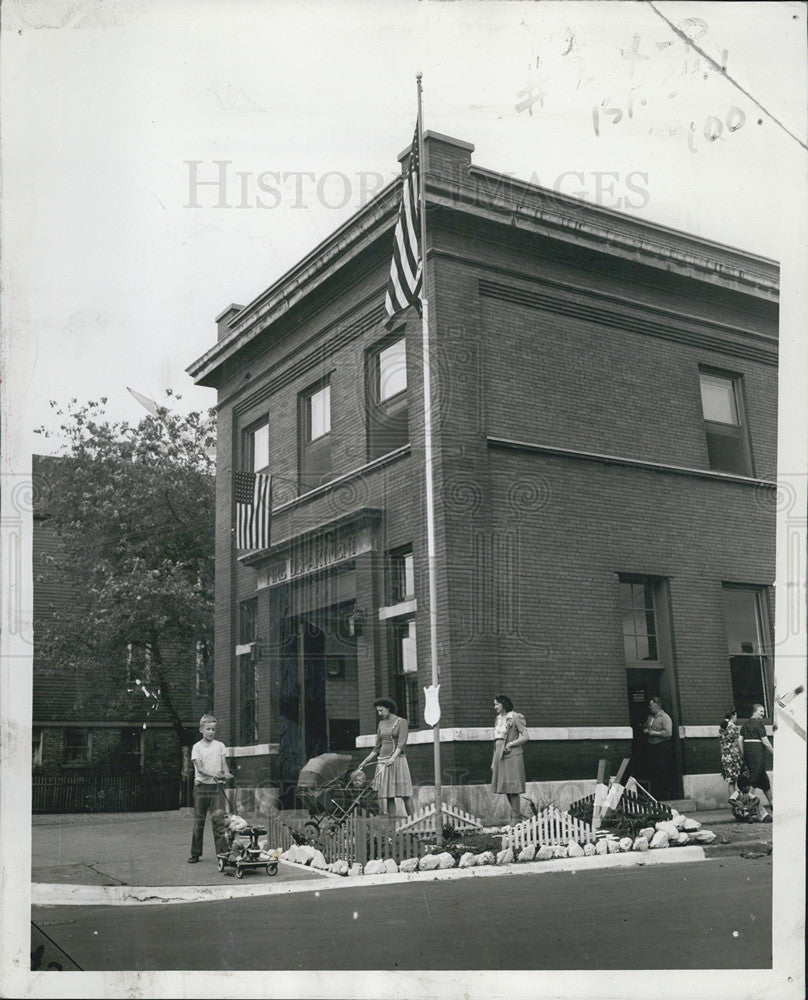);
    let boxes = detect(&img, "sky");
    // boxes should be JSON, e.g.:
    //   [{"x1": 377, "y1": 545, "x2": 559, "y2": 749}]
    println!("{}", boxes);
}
[{"x1": 1, "y1": 0, "x2": 806, "y2": 460}]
